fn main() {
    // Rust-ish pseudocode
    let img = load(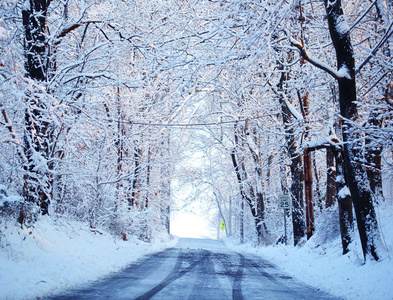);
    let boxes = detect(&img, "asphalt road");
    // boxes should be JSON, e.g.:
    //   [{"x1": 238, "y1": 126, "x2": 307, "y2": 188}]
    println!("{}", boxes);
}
[{"x1": 47, "y1": 238, "x2": 338, "y2": 299}]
